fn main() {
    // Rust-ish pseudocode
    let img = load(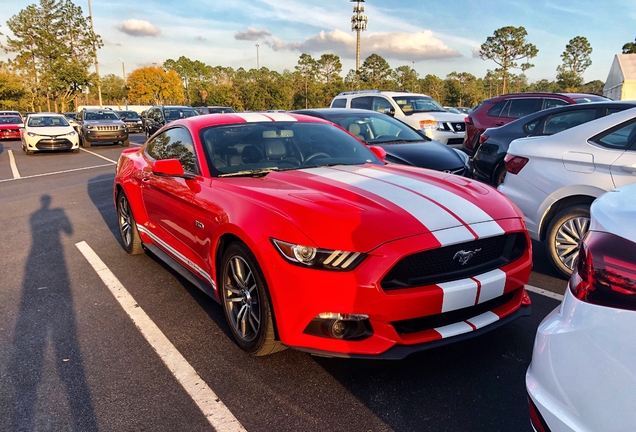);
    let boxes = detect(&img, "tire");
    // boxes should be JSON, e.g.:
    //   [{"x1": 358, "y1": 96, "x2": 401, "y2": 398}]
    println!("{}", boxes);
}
[
  {"x1": 82, "y1": 135, "x2": 91, "y2": 148},
  {"x1": 73, "y1": 148, "x2": 80, "y2": 153},
  {"x1": 26, "y1": 149, "x2": 34, "y2": 155},
  {"x1": 122, "y1": 138, "x2": 130, "y2": 147},
  {"x1": 545, "y1": 205, "x2": 590, "y2": 278},
  {"x1": 220, "y1": 242, "x2": 285, "y2": 356},
  {"x1": 493, "y1": 164, "x2": 507, "y2": 186},
  {"x1": 116, "y1": 191, "x2": 144, "y2": 255}
]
